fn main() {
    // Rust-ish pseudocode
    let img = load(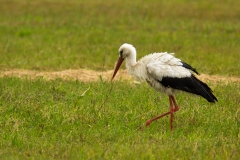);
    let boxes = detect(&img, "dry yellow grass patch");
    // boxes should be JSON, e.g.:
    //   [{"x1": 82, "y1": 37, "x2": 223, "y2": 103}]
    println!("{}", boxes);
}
[{"x1": 1, "y1": 69, "x2": 239, "y2": 83}]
